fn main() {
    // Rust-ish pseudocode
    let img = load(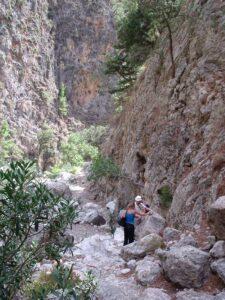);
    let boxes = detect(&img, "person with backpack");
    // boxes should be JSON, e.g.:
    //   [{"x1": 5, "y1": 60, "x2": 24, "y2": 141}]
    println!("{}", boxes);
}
[{"x1": 122, "y1": 201, "x2": 149, "y2": 245}]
